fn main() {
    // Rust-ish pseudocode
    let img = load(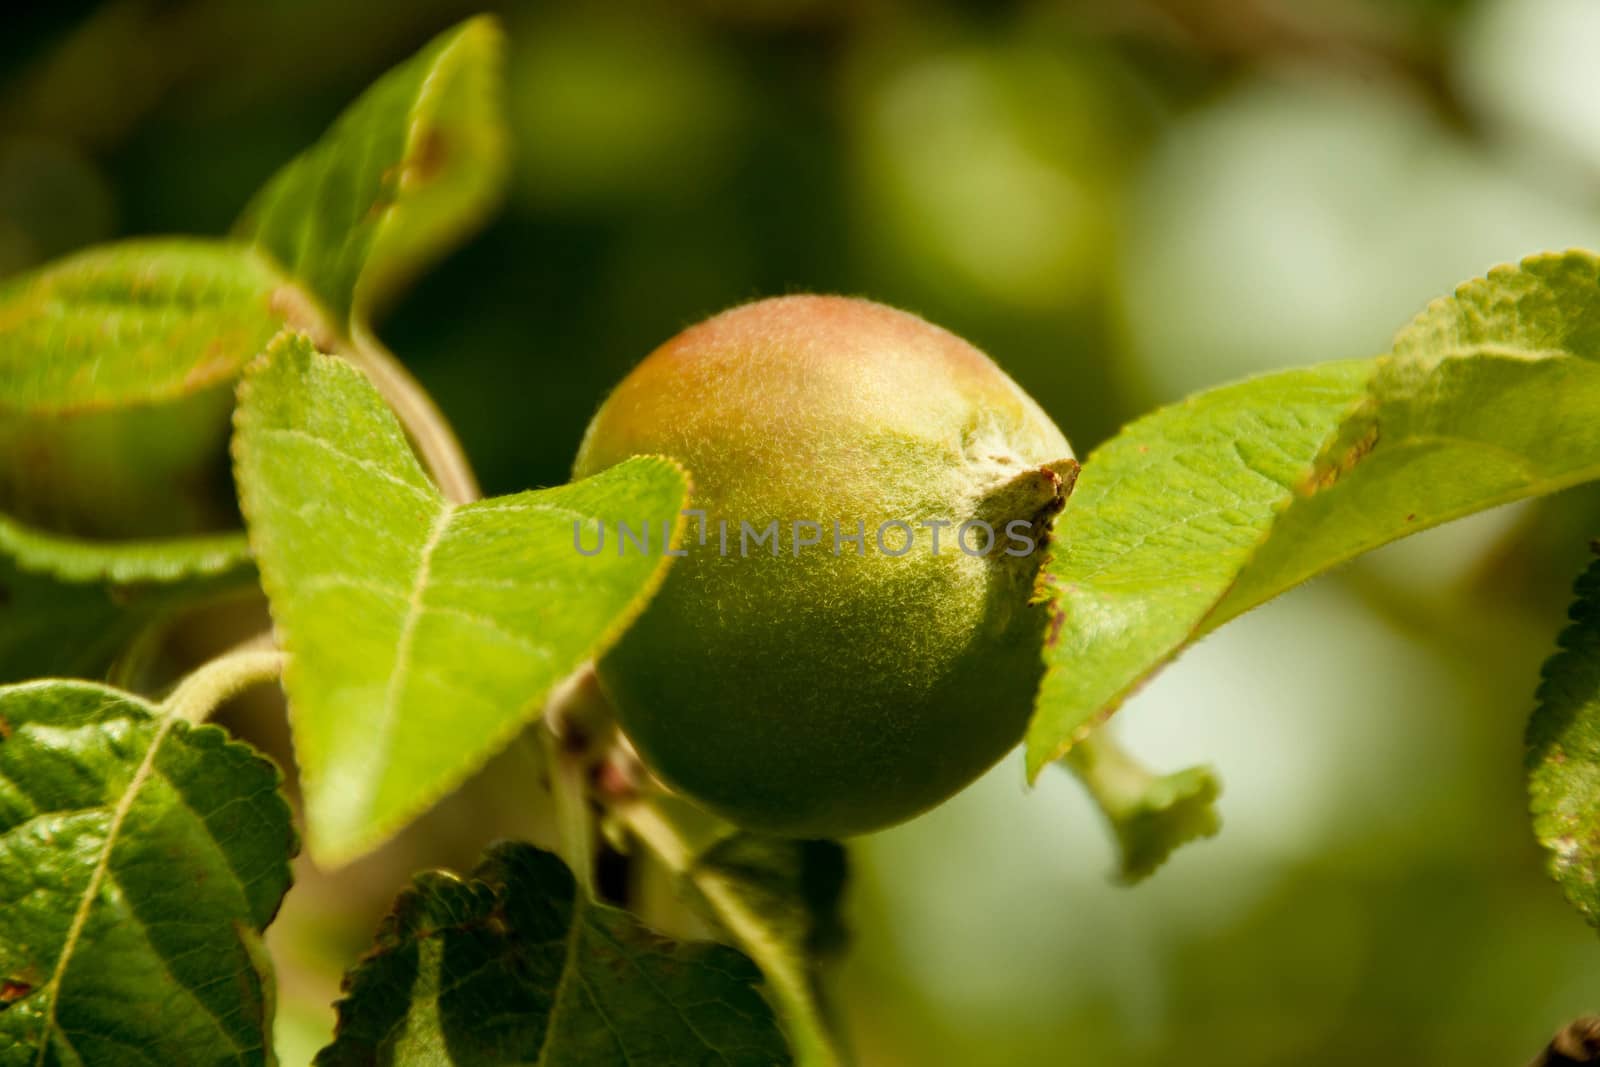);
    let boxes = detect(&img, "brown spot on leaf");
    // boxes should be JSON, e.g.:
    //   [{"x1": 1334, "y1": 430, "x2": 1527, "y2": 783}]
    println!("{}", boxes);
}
[
  {"x1": 404, "y1": 128, "x2": 449, "y2": 187},
  {"x1": 1045, "y1": 604, "x2": 1066, "y2": 649},
  {"x1": 0, "y1": 979, "x2": 31, "y2": 1006},
  {"x1": 0, "y1": 716, "x2": 11, "y2": 741},
  {"x1": 1303, "y1": 422, "x2": 1379, "y2": 494}
]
